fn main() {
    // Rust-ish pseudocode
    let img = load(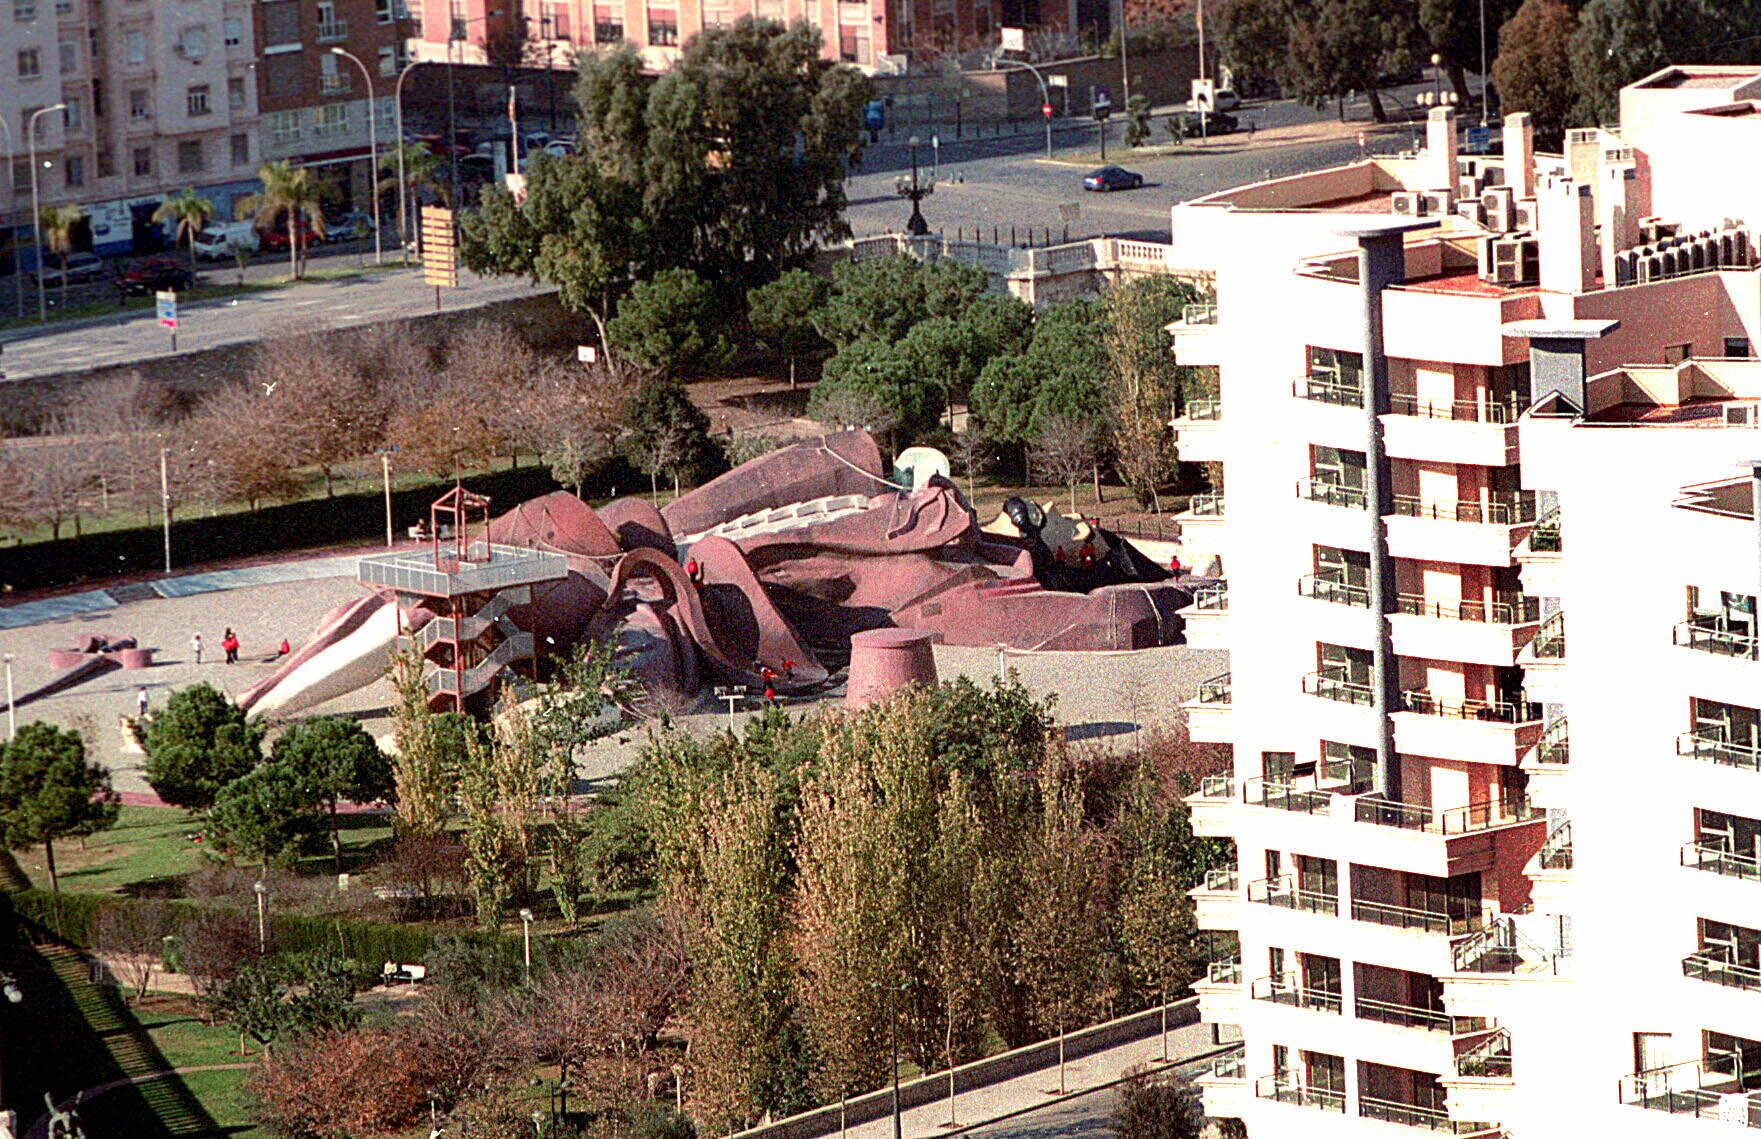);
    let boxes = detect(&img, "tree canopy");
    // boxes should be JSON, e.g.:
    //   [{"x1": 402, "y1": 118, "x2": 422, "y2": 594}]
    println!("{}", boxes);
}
[
  {"x1": 605, "y1": 268, "x2": 734, "y2": 376},
  {"x1": 1494, "y1": 0, "x2": 1579, "y2": 146},
  {"x1": 273, "y1": 716, "x2": 394, "y2": 873},
  {"x1": 0, "y1": 722, "x2": 118, "y2": 892},
  {"x1": 139, "y1": 682, "x2": 264, "y2": 811}
]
